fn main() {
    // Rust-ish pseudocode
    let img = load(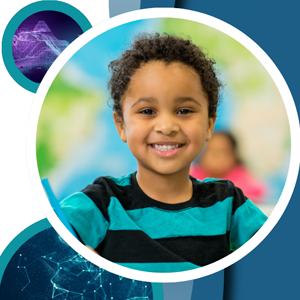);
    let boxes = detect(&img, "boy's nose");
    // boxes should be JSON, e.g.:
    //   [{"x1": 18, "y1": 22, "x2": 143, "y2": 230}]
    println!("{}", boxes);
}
[{"x1": 153, "y1": 115, "x2": 180, "y2": 135}]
